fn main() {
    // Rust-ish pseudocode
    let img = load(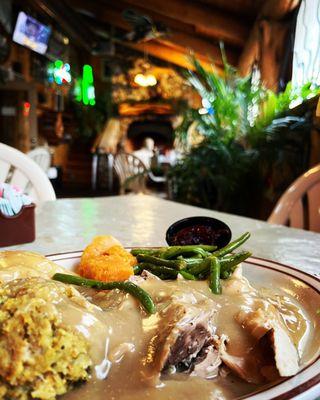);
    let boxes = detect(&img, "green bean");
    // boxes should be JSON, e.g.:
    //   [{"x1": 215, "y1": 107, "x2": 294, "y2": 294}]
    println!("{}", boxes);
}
[
  {"x1": 136, "y1": 254, "x2": 186, "y2": 270},
  {"x1": 187, "y1": 245, "x2": 217, "y2": 251},
  {"x1": 212, "y1": 232, "x2": 250, "y2": 258},
  {"x1": 138, "y1": 263, "x2": 179, "y2": 278},
  {"x1": 160, "y1": 245, "x2": 216, "y2": 259},
  {"x1": 179, "y1": 257, "x2": 204, "y2": 266},
  {"x1": 178, "y1": 254, "x2": 203, "y2": 260},
  {"x1": 220, "y1": 251, "x2": 252, "y2": 276},
  {"x1": 138, "y1": 263, "x2": 196, "y2": 281},
  {"x1": 186, "y1": 258, "x2": 210, "y2": 276},
  {"x1": 220, "y1": 252, "x2": 247, "y2": 263},
  {"x1": 221, "y1": 270, "x2": 231, "y2": 279},
  {"x1": 52, "y1": 273, "x2": 156, "y2": 314},
  {"x1": 131, "y1": 248, "x2": 162, "y2": 257},
  {"x1": 194, "y1": 254, "x2": 204, "y2": 259},
  {"x1": 186, "y1": 250, "x2": 251, "y2": 278},
  {"x1": 209, "y1": 257, "x2": 221, "y2": 294},
  {"x1": 179, "y1": 270, "x2": 197, "y2": 280}
]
